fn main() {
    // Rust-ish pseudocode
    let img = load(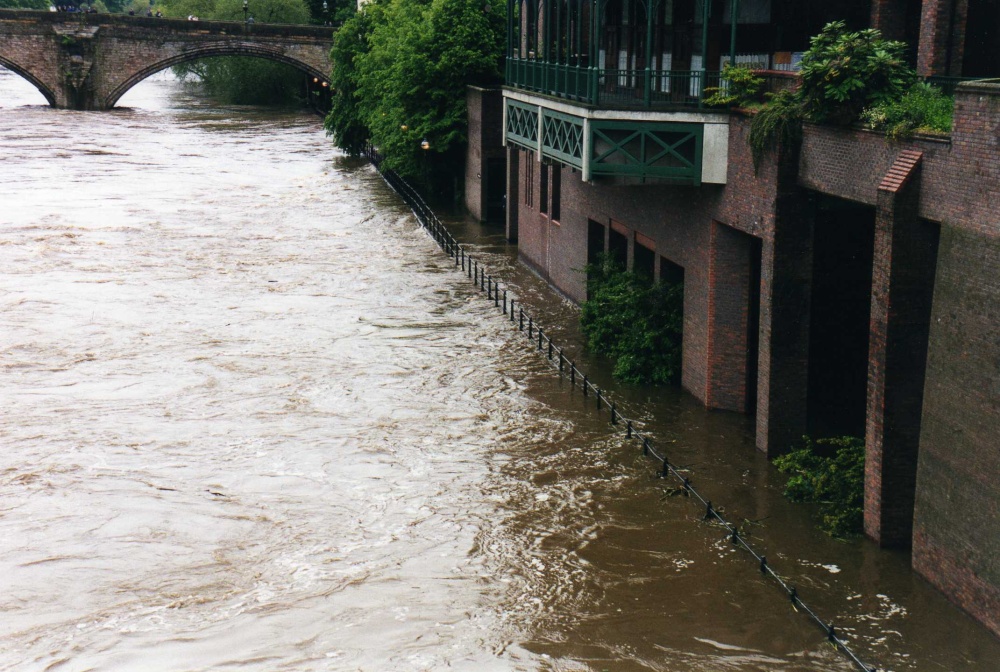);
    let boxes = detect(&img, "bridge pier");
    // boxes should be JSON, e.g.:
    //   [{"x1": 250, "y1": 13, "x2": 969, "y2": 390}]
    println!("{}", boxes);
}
[{"x1": 53, "y1": 24, "x2": 100, "y2": 110}]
